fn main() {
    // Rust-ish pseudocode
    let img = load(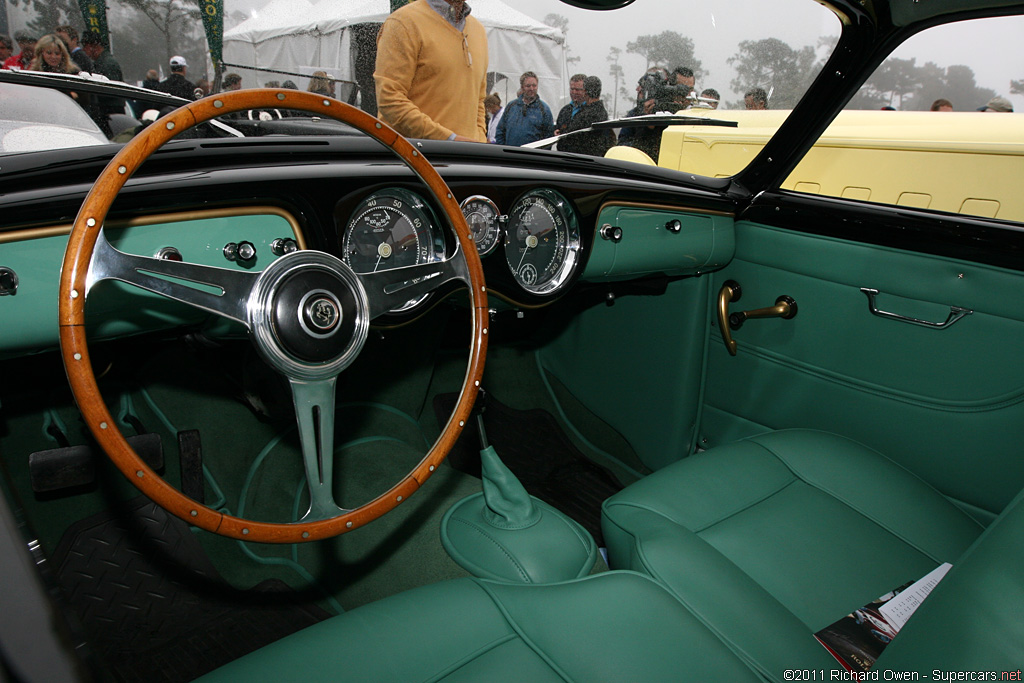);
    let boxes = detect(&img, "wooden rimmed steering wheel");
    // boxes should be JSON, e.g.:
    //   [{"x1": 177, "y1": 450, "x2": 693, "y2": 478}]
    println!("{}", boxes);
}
[{"x1": 58, "y1": 89, "x2": 488, "y2": 543}]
